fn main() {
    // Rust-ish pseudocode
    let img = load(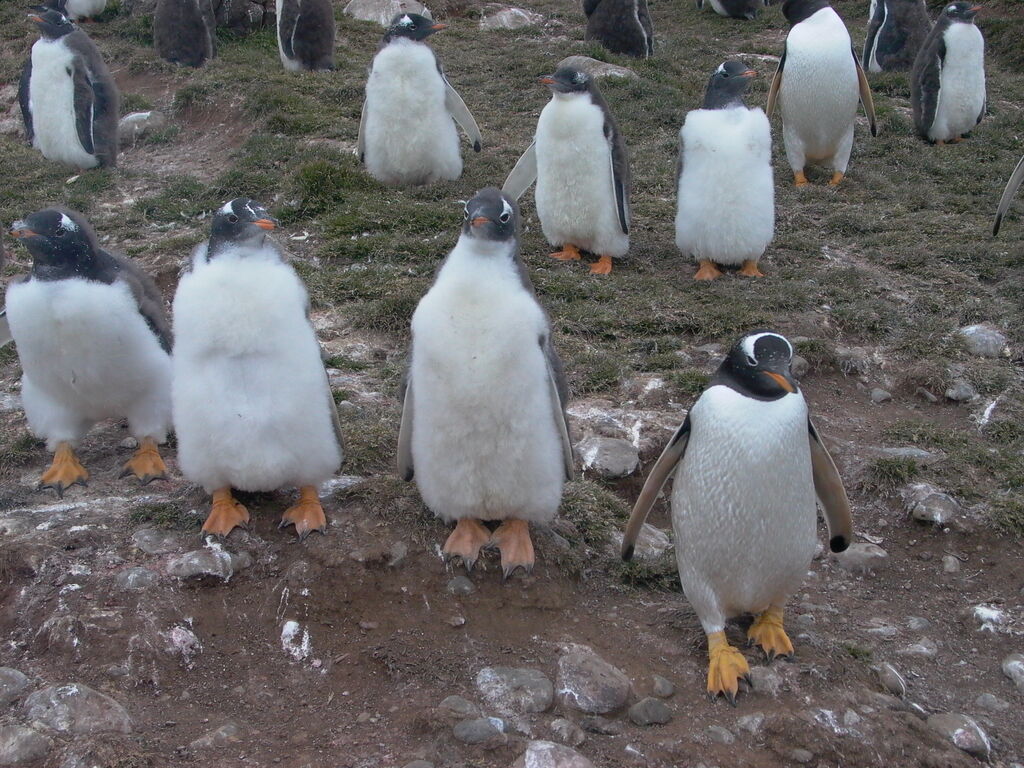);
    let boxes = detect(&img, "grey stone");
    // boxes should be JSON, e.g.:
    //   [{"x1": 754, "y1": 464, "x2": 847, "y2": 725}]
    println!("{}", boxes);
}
[
  {"x1": 446, "y1": 575, "x2": 475, "y2": 596},
  {"x1": 577, "y1": 436, "x2": 639, "y2": 479},
  {"x1": 343, "y1": 0, "x2": 431, "y2": 25},
  {"x1": 476, "y1": 667, "x2": 553, "y2": 714},
  {"x1": 747, "y1": 667, "x2": 781, "y2": 697},
  {"x1": 167, "y1": 548, "x2": 233, "y2": 581},
  {"x1": 0, "y1": 725, "x2": 52, "y2": 765},
  {"x1": 628, "y1": 697, "x2": 671, "y2": 726},
  {"x1": 736, "y1": 713, "x2": 764, "y2": 734},
  {"x1": 402, "y1": 762, "x2": 434, "y2": 768},
  {"x1": 438, "y1": 695, "x2": 479, "y2": 718},
  {"x1": 874, "y1": 663, "x2": 907, "y2": 697},
  {"x1": 453, "y1": 717, "x2": 507, "y2": 747},
  {"x1": 0, "y1": 668, "x2": 30, "y2": 707},
  {"x1": 609, "y1": 524, "x2": 671, "y2": 561},
  {"x1": 114, "y1": 567, "x2": 158, "y2": 591},
  {"x1": 945, "y1": 380, "x2": 978, "y2": 402},
  {"x1": 975, "y1": 693, "x2": 1009, "y2": 711},
  {"x1": 791, "y1": 355, "x2": 809, "y2": 378},
  {"x1": 870, "y1": 388, "x2": 892, "y2": 404},
  {"x1": 511, "y1": 741, "x2": 595, "y2": 768},
  {"x1": 942, "y1": 555, "x2": 962, "y2": 574},
  {"x1": 790, "y1": 749, "x2": 814, "y2": 764},
  {"x1": 959, "y1": 324, "x2": 1007, "y2": 358},
  {"x1": 836, "y1": 346, "x2": 871, "y2": 375},
  {"x1": 966, "y1": 604, "x2": 1008, "y2": 633},
  {"x1": 189, "y1": 723, "x2": 243, "y2": 750},
  {"x1": 132, "y1": 527, "x2": 184, "y2": 555},
  {"x1": 550, "y1": 718, "x2": 585, "y2": 747},
  {"x1": 480, "y1": 6, "x2": 542, "y2": 28},
  {"x1": 927, "y1": 713, "x2": 990, "y2": 759},
  {"x1": 834, "y1": 542, "x2": 889, "y2": 574},
  {"x1": 906, "y1": 616, "x2": 930, "y2": 631},
  {"x1": 915, "y1": 387, "x2": 939, "y2": 403},
  {"x1": 579, "y1": 715, "x2": 624, "y2": 735},
  {"x1": 556, "y1": 648, "x2": 631, "y2": 714},
  {"x1": 1001, "y1": 653, "x2": 1024, "y2": 692},
  {"x1": 24, "y1": 684, "x2": 132, "y2": 734},
  {"x1": 229, "y1": 551, "x2": 253, "y2": 571},
  {"x1": 706, "y1": 725, "x2": 734, "y2": 745},
  {"x1": 651, "y1": 675, "x2": 674, "y2": 698},
  {"x1": 556, "y1": 56, "x2": 637, "y2": 80},
  {"x1": 897, "y1": 638, "x2": 939, "y2": 658},
  {"x1": 119, "y1": 111, "x2": 167, "y2": 147},
  {"x1": 119, "y1": 437, "x2": 139, "y2": 449},
  {"x1": 903, "y1": 483, "x2": 961, "y2": 526}
]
